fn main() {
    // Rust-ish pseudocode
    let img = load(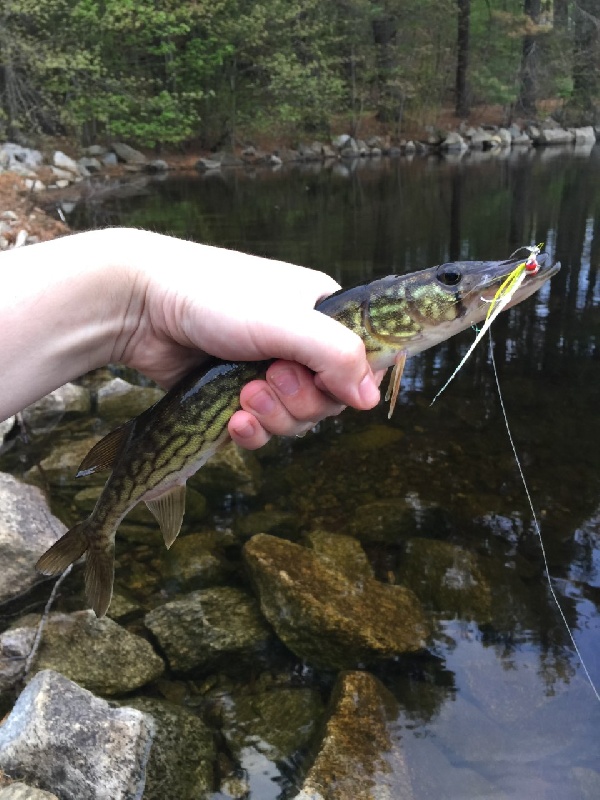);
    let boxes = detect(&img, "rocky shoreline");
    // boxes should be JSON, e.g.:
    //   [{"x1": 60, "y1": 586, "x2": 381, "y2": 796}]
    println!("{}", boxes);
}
[{"x1": 1, "y1": 118, "x2": 598, "y2": 251}]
